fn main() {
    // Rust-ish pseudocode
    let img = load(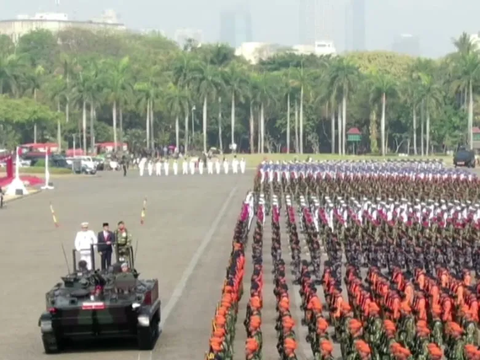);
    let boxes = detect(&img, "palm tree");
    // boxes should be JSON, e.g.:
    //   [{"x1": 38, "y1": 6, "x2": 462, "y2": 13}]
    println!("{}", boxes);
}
[
  {"x1": 0, "y1": 54, "x2": 26, "y2": 96},
  {"x1": 452, "y1": 52, "x2": 480, "y2": 148},
  {"x1": 326, "y1": 58, "x2": 360, "y2": 154},
  {"x1": 191, "y1": 62, "x2": 223, "y2": 152},
  {"x1": 106, "y1": 56, "x2": 132, "y2": 150},
  {"x1": 369, "y1": 73, "x2": 397, "y2": 155},
  {"x1": 452, "y1": 32, "x2": 476, "y2": 56},
  {"x1": 253, "y1": 72, "x2": 277, "y2": 153},
  {"x1": 293, "y1": 64, "x2": 309, "y2": 154},
  {"x1": 223, "y1": 62, "x2": 248, "y2": 148},
  {"x1": 28, "y1": 65, "x2": 45, "y2": 143},
  {"x1": 165, "y1": 83, "x2": 190, "y2": 149},
  {"x1": 134, "y1": 81, "x2": 155, "y2": 149},
  {"x1": 71, "y1": 71, "x2": 91, "y2": 153},
  {"x1": 418, "y1": 73, "x2": 443, "y2": 155},
  {"x1": 281, "y1": 68, "x2": 295, "y2": 153},
  {"x1": 46, "y1": 75, "x2": 67, "y2": 150}
]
